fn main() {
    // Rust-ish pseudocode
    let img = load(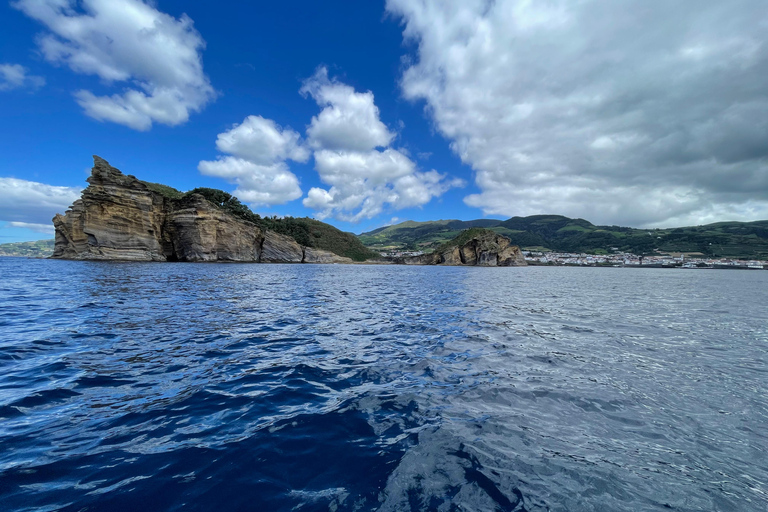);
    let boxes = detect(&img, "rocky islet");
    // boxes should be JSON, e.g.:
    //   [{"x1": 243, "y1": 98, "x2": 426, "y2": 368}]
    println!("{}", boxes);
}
[
  {"x1": 52, "y1": 156, "x2": 525, "y2": 267},
  {"x1": 52, "y1": 156, "x2": 351, "y2": 264}
]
